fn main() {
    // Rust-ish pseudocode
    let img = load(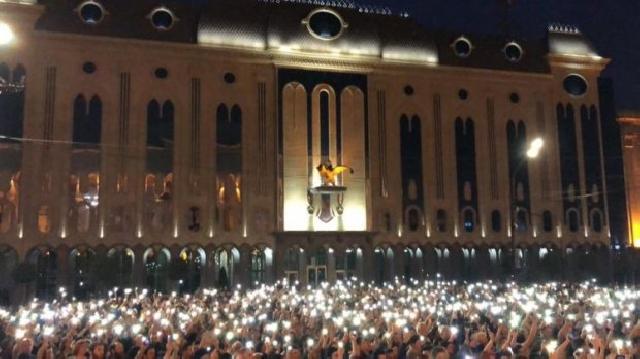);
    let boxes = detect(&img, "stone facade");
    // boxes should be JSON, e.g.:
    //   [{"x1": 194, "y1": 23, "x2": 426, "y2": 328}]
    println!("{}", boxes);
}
[{"x1": 0, "y1": 1, "x2": 615, "y2": 301}]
